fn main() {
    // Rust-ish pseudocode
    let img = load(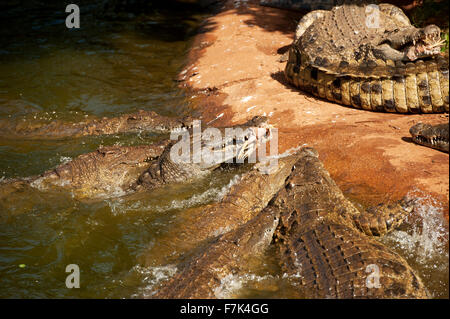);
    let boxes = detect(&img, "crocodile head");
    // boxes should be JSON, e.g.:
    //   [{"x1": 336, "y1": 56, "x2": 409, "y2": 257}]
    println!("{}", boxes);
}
[
  {"x1": 135, "y1": 116, "x2": 275, "y2": 189},
  {"x1": 200, "y1": 115, "x2": 273, "y2": 169},
  {"x1": 410, "y1": 122, "x2": 449, "y2": 153},
  {"x1": 403, "y1": 25, "x2": 444, "y2": 61}
]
